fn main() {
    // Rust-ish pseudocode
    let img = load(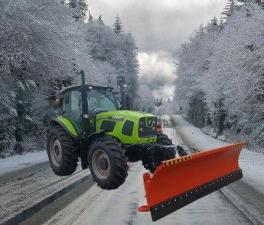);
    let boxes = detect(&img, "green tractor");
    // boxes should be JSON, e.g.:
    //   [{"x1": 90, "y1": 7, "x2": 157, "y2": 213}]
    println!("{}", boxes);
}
[{"x1": 47, "y1": 73, "x2": 186, "y2": 190}]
